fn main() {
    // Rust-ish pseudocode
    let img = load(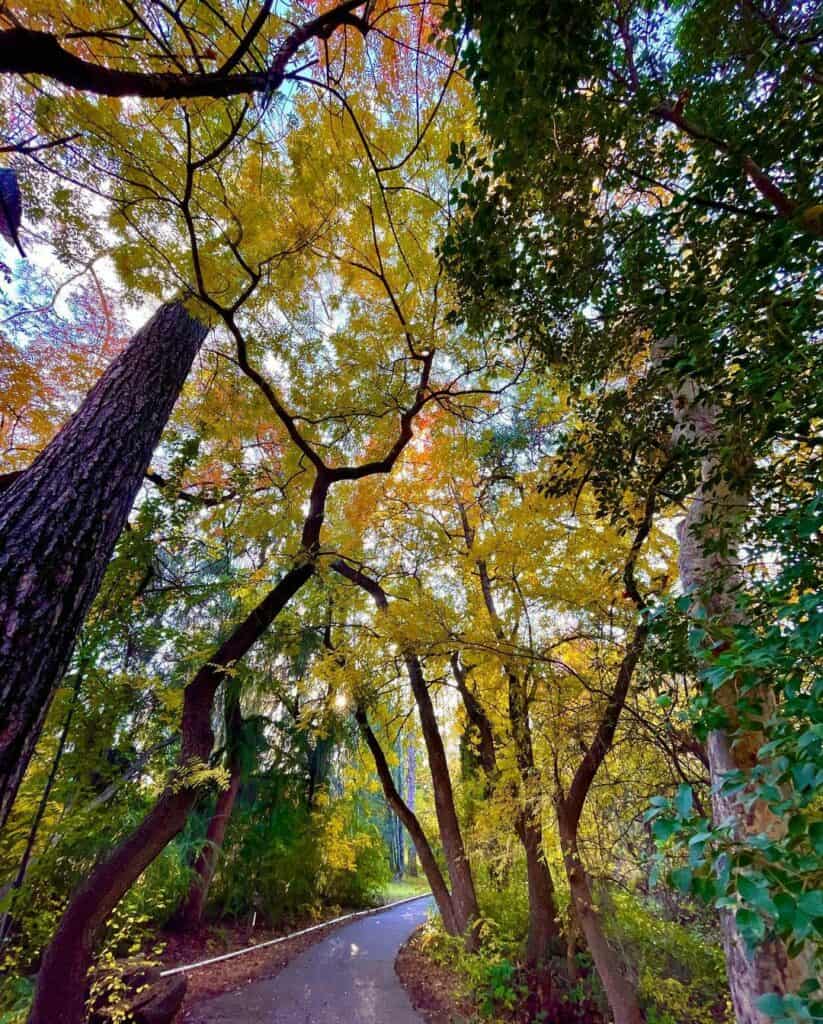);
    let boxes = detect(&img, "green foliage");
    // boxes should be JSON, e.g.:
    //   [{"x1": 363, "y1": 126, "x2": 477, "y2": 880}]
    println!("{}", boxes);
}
[
  {"x1": 605, "y1": 892, "x2": 730, "y2": 1024},
  {"x1": 207, "y1": 775, "x2": 390, "y2": 923},
  {"x1": 646, "y1": 503, "x2": 823, "y2": 1015},
  {"x1": 0, "y1": 976, "x2": 32, "y2": 1024}
]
